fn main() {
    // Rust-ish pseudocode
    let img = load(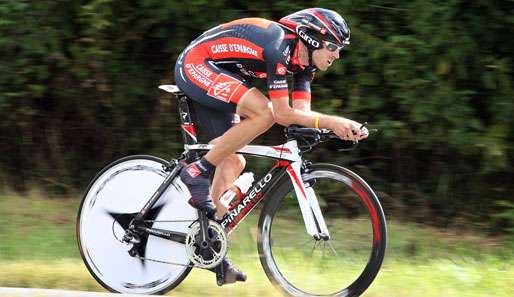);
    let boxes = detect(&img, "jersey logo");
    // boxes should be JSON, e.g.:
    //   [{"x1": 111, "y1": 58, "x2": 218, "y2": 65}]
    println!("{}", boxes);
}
[
  {"x1": 276, "y1": 63, "x2": 287, "y2": 75},
  {"x1": 186, "y1": 164, "x2": 202, "y2": 177},
  {"x1": 207, "y1": 73, "x2": 243, "y2": 102},
  {"x1": 256, "y1": 72, "x2": 267, "y2": 78}
]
